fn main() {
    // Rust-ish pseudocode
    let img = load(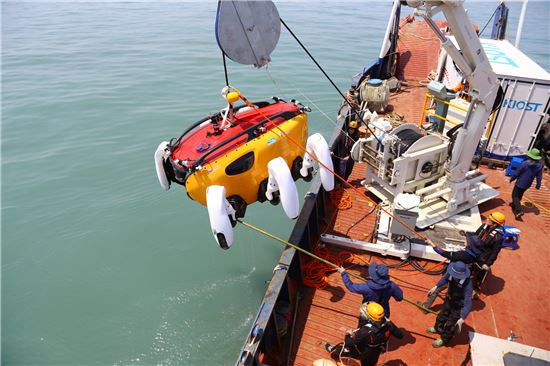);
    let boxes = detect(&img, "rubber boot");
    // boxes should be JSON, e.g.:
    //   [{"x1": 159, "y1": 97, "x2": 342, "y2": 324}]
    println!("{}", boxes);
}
[{"x1": 432, "y1": 338, "x2": 445, "y2": 348}]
